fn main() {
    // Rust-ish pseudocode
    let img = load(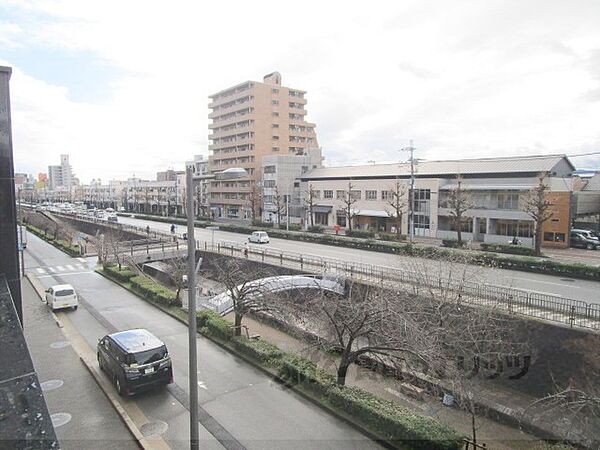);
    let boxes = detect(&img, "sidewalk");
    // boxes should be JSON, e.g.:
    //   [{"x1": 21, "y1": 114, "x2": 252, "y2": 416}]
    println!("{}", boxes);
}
[{"x1": 222, "y1": 312, "x2": 573, "y2": 450}]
